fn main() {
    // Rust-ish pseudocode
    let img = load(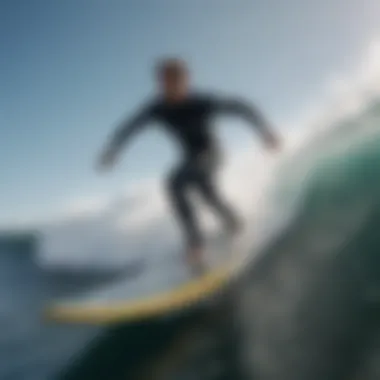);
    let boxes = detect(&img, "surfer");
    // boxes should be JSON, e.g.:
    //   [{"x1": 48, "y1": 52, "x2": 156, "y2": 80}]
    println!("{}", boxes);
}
[{"x1": 97, "y1": 58, "x2": 281, "y2": 270}]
